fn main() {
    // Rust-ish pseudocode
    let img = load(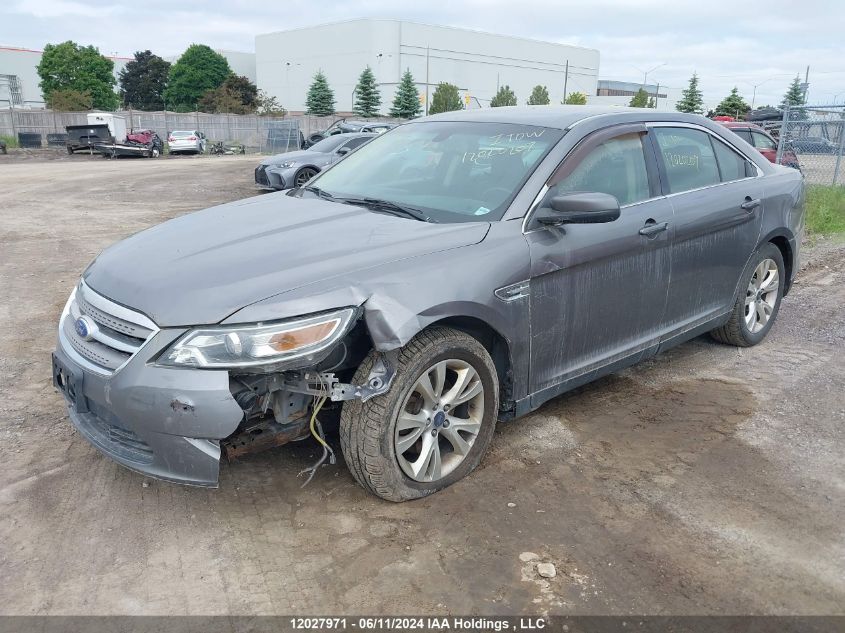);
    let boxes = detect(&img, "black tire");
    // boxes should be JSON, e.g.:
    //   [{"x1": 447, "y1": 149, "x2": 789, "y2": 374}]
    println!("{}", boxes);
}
[
  {"x1": 340, "y1": 327, "x2": 499, "y2": 502},
  {"x1": 710, "y1": 242, "x2": 785, "y2": 347},
  {"x1": 294, "y1": 167, "x2": 318, "y2": 188}
]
